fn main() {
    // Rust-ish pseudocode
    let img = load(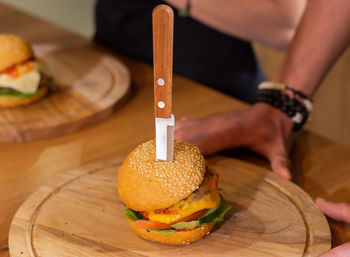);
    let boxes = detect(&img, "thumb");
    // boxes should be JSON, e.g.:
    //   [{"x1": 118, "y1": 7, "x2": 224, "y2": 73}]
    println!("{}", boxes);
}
[
  {"x1": 175, "y1": 116, "x2": 194, "y2": 130},
  {"x1": 270, "y1": 153, "x2": 292, "y2": 180},
  {"x1": 316, "y1": 198, "x2": 350, "y2": 223},
  {"x1": 319, "y1": 242, "x2": 350, "y2": 257}
]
